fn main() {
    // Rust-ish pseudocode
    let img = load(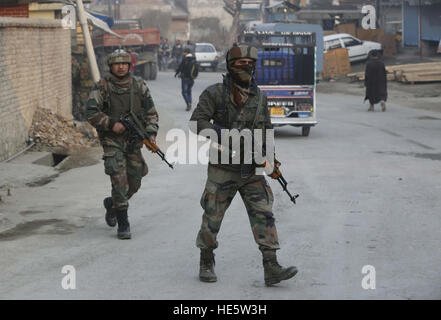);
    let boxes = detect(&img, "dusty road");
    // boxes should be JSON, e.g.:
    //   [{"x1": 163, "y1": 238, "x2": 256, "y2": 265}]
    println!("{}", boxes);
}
[{"x1": 0, "y1": 71, "x2": 440, "y2": 299}]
